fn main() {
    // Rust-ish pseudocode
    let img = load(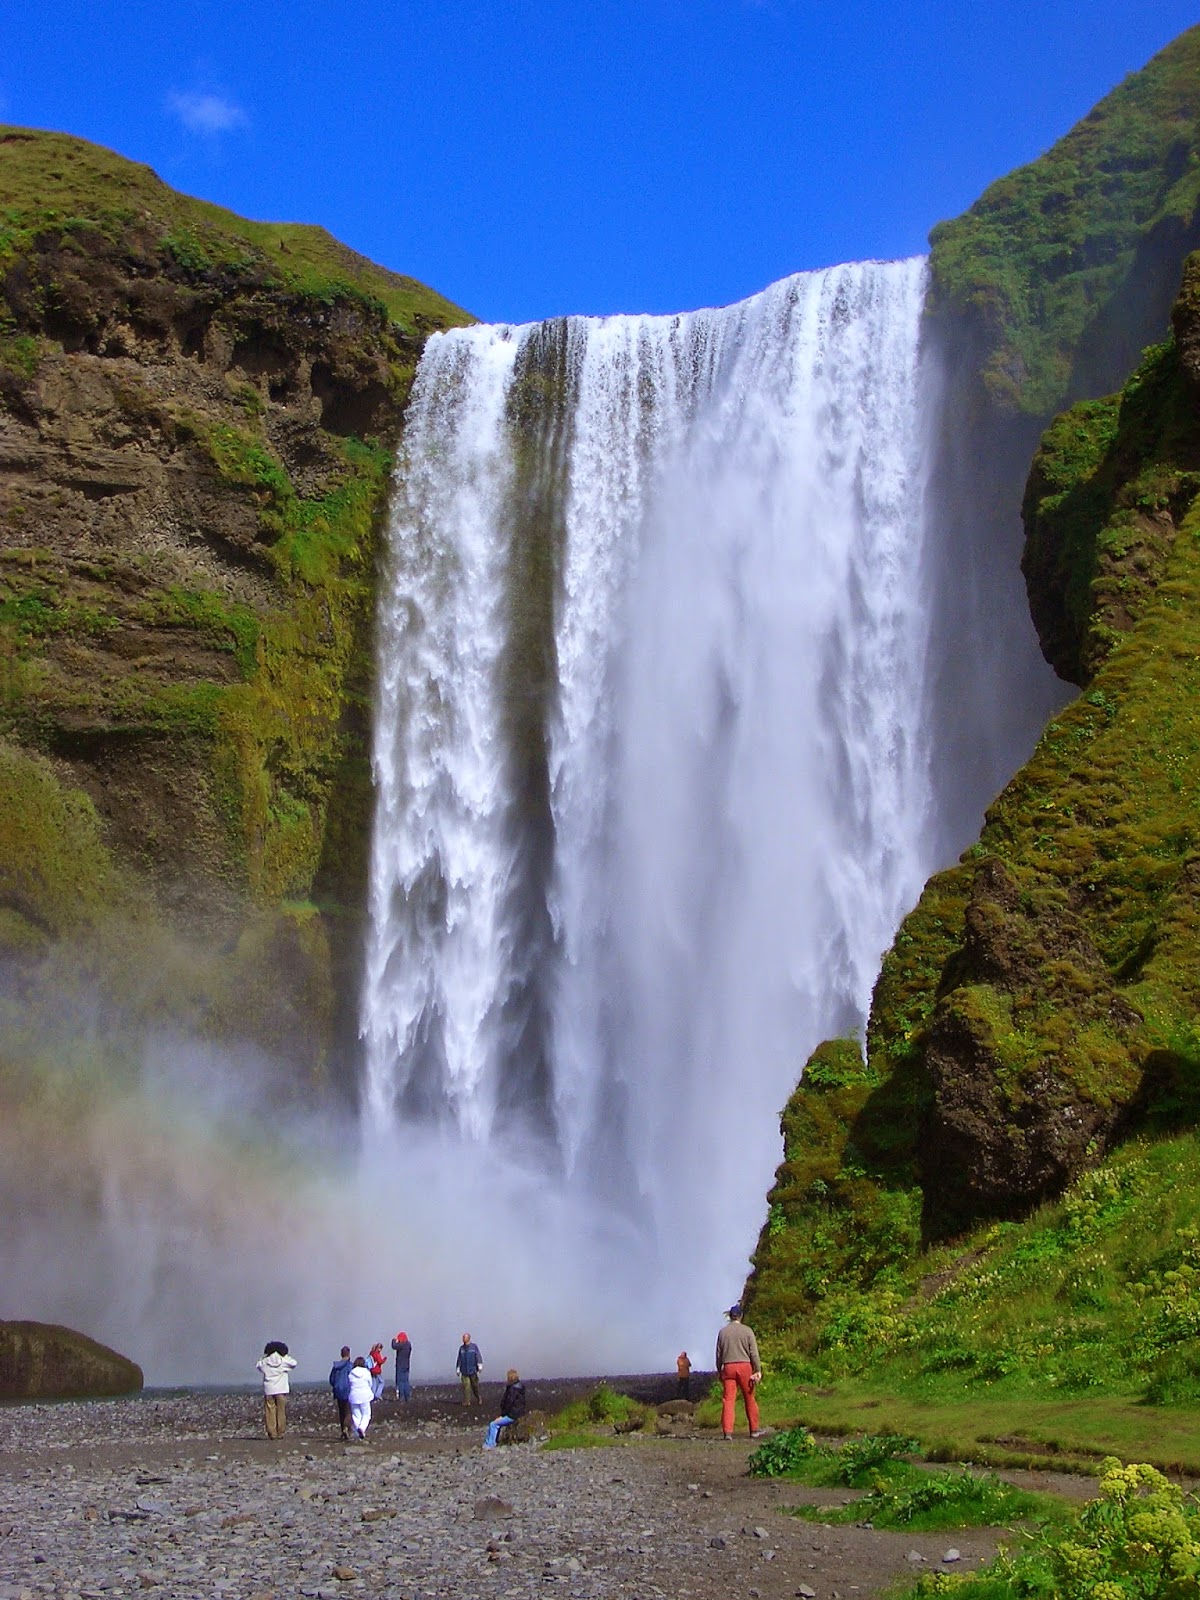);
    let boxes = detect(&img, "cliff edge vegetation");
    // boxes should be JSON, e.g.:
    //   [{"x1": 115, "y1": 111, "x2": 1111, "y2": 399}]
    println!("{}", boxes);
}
[
  {"x1": 927, "y1": 23, "x2": 1200, "y2": 420},
  {"x1": 0, "y1": 126, "x2": 471, "y2": 1088}
]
